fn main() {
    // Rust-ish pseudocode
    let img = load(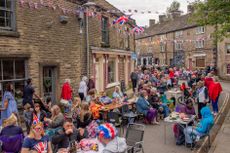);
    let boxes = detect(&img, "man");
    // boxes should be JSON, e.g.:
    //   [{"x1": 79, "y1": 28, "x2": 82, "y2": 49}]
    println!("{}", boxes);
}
[
  {"x1": 22, "y1": 78, "x2": 40, "y2": 107},
  {"x1": 52, "y1": 119, "x2": 85, "y2": 152},
  {"x1": 130, "y1": 69, "x2": 139, "y2": 93},
  {"x1": 98, "y1": 123, "x2": 127, "y2": 153}
]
